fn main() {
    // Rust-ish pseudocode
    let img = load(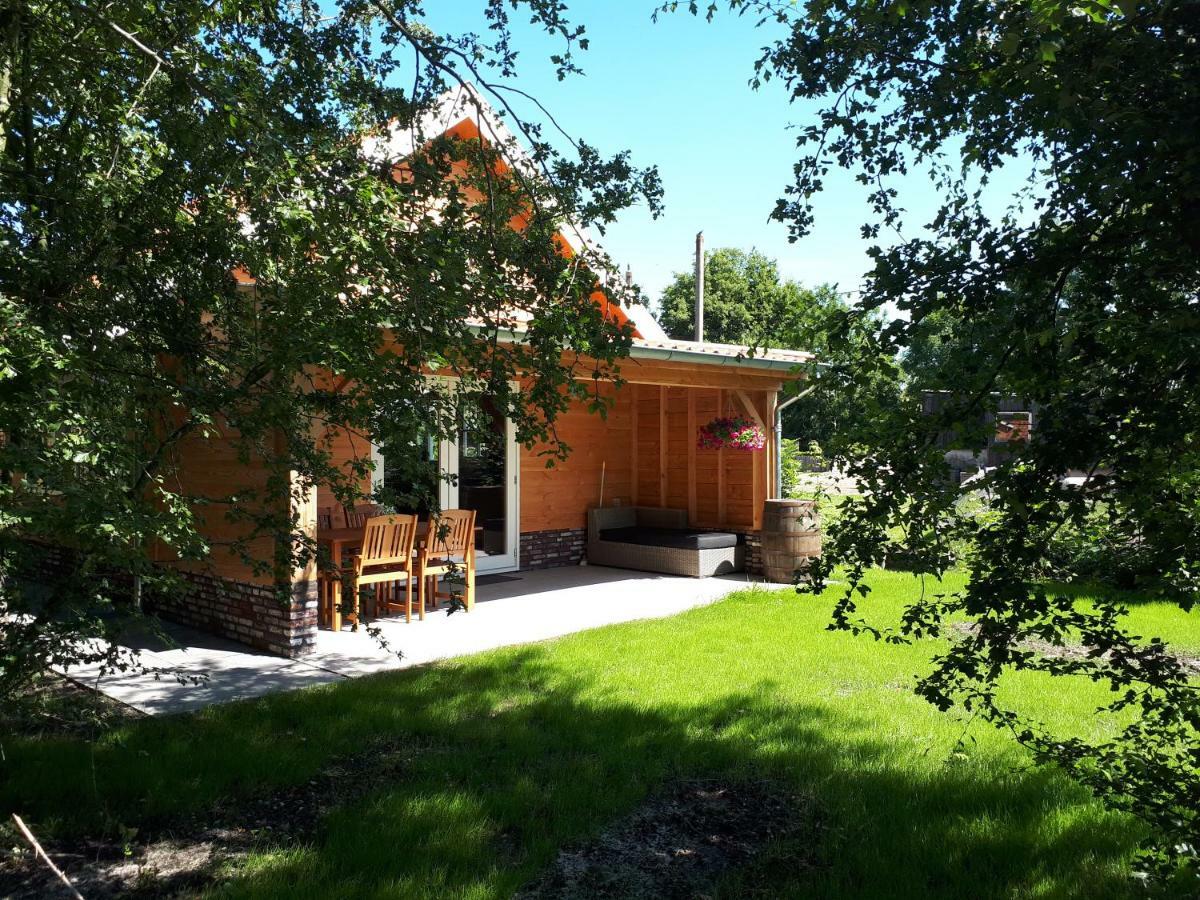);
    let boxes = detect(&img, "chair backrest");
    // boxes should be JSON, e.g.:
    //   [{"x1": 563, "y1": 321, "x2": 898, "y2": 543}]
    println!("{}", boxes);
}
[
  {"x1": 359, "y1": 514, "x2": 418, "y2": 568},
  {"x1": 424, "y1": 509, "x2": 476, "y2": 560},
  {"x1": 316, "y1": 506, "x2": 334, "y2": 531},
  {"x1": 343, "y1": 503, "x2": 380, "y2": 529}
]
